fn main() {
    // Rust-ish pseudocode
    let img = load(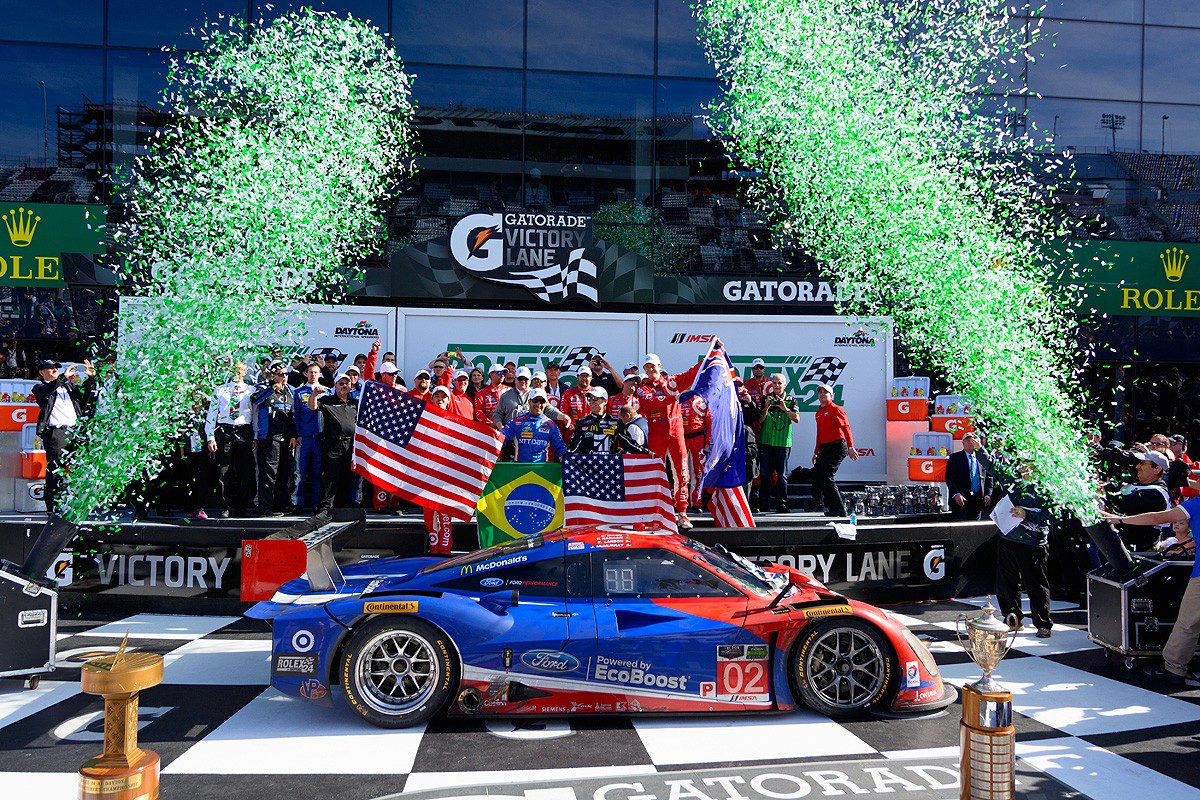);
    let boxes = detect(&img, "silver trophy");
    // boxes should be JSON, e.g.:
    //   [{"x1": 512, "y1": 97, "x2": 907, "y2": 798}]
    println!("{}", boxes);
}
[{"x1": 956, "y1": 600, "x2": 1017, "y2": 693}]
